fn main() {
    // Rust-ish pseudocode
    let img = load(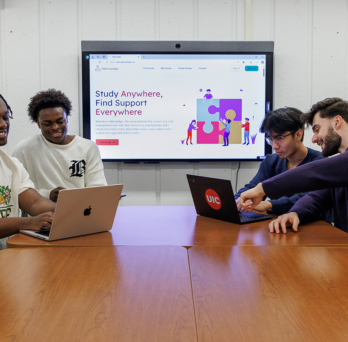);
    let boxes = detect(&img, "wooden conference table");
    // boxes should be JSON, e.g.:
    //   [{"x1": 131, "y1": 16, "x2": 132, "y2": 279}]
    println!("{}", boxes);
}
[
  {"x1": 7, "y1": 206, "x2": 348, "y2": 248},
  {"x1": 0, "y1": 246, "x2": 196, "y2": 342},
  {"x1": 3, "y1": 245, "x2": 348, "y2": 341},
  {"x1": 4, "y1": 206, "x2": 348, "y2": 341},
  {"x1": 190, "y1": 246, "x2": 348, "y2": 341}
]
